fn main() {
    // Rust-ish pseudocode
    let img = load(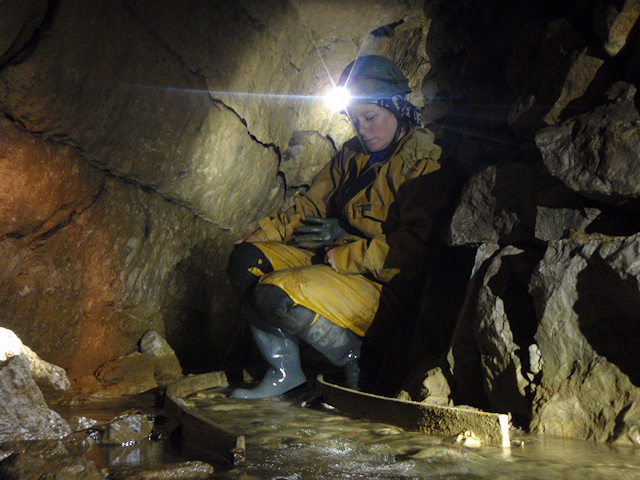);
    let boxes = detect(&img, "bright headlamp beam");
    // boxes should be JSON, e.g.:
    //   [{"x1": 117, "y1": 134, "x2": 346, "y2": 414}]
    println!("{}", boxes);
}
[{"x1": 325, "y1": 86, "x2": 351, "y2": 112}]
